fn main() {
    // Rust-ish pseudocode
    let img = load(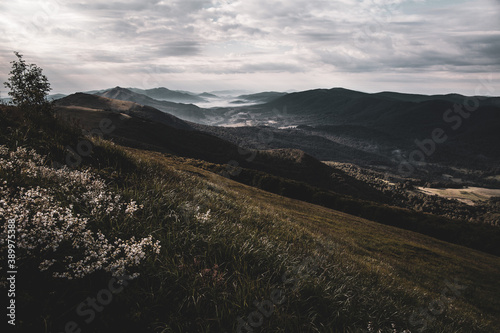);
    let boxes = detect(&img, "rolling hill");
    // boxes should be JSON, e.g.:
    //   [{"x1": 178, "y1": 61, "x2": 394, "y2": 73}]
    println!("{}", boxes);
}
[{"x1": 54, "y1": 92, "x2": 192, "y2": 130}]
